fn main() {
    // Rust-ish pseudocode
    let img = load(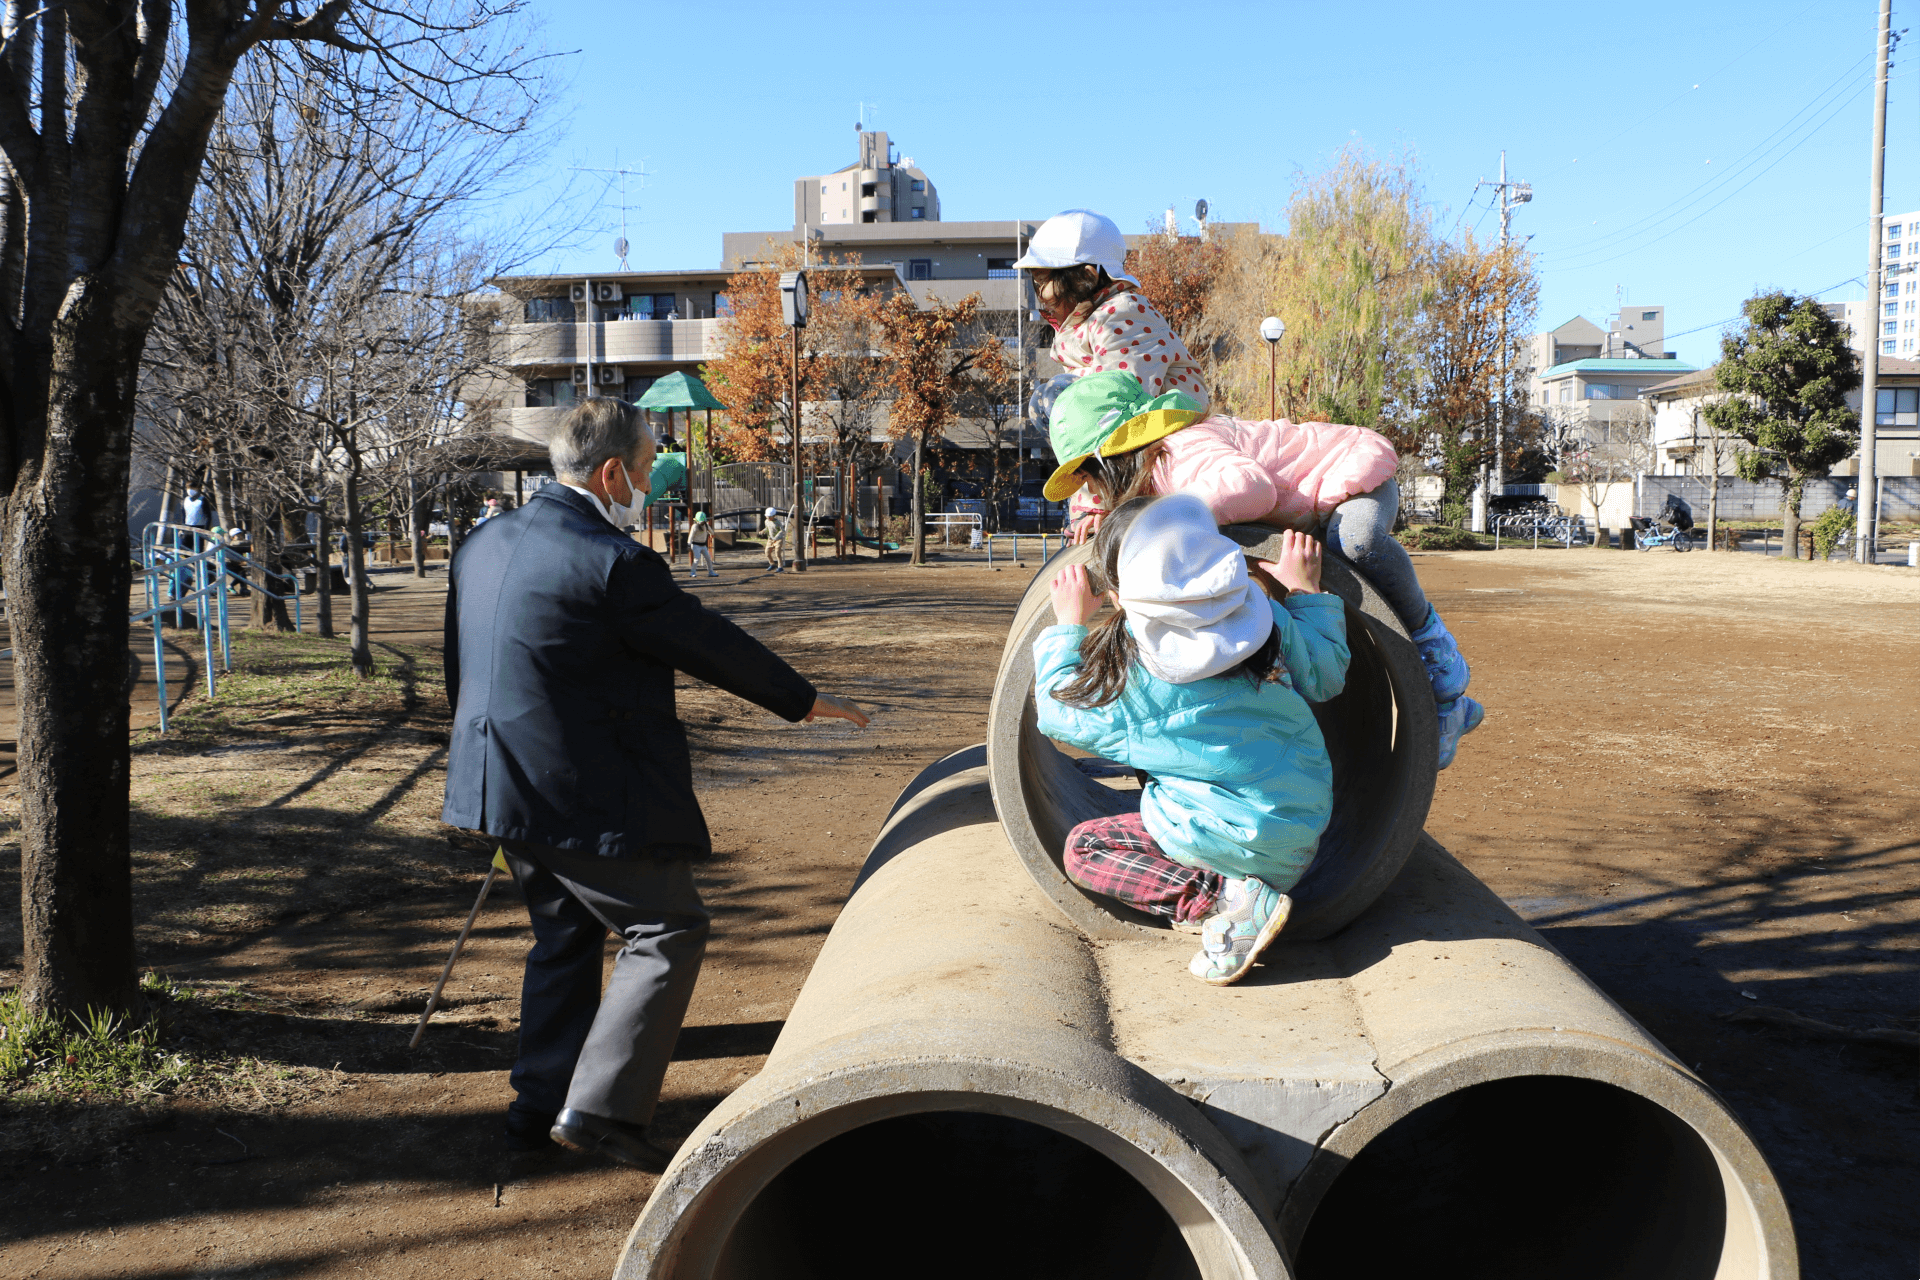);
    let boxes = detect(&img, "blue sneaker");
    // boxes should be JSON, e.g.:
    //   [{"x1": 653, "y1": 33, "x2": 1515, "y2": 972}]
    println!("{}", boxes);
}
[
  {"x1": 1436, "y1": 696, "x2": 1485, "y2": 770},
  {"x1": 1410, "y1": 605, "x2": 1471, "y2": 703},
  {"x1": 1188, "y1": 877, "x2": 1291, "y2": 986}
]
